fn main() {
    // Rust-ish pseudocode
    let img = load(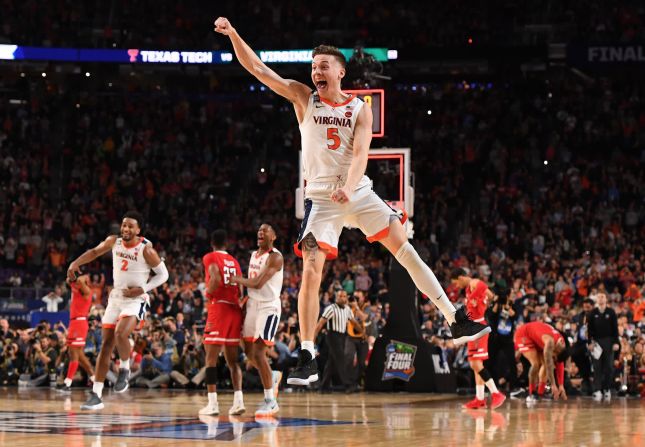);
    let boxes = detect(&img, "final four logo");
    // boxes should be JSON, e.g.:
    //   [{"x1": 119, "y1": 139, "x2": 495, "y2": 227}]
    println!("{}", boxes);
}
[{"x1": 382, "y1": 340, "x2": 417, "y2": 382}]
